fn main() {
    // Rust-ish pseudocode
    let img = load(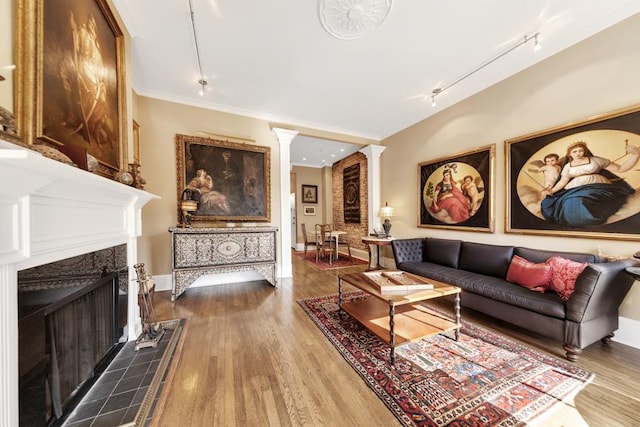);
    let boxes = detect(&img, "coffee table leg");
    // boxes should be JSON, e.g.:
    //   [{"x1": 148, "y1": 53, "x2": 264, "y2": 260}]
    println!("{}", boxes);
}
[
  {"x1": 389, "y1": 304, "x2": 395, "y2": 364},
  {"x1": 454, "y1": 293, "x2": 461, "y2": 341},
  {"x1": 338, "y1": 277, "x2": 343, "y2": 319}
]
